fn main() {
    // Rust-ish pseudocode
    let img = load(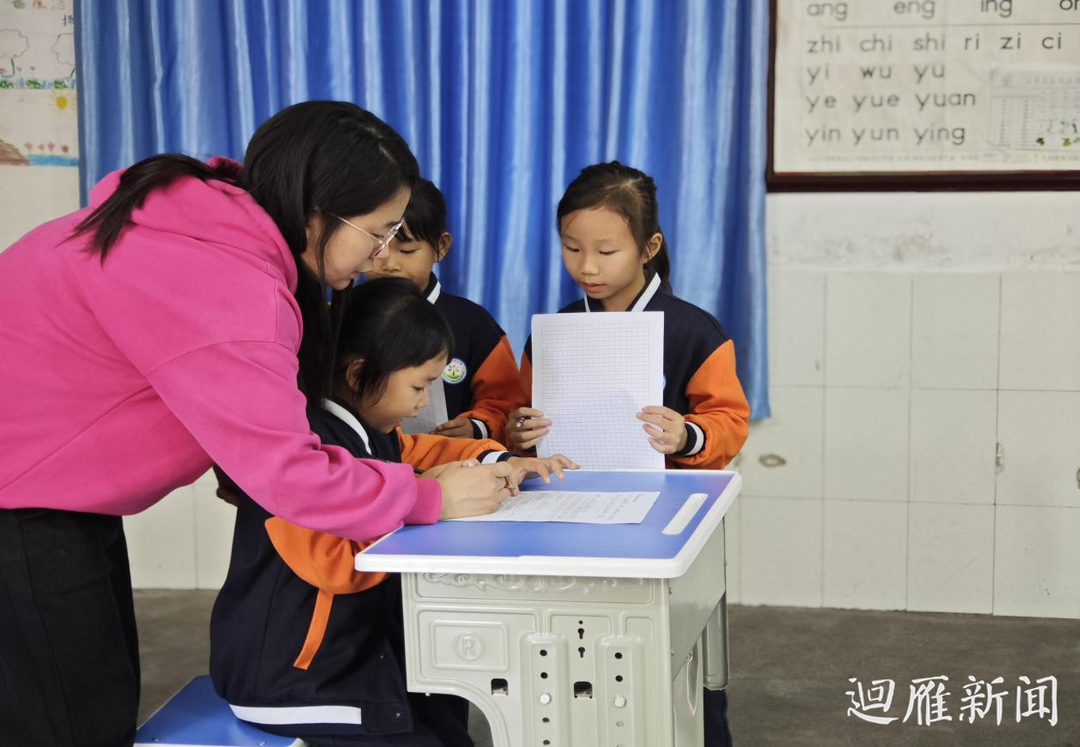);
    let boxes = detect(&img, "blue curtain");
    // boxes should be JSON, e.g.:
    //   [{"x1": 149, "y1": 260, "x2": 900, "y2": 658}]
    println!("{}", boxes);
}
[{"x1": 77, "y1": 0, "x2": 770, "y2": 418}]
